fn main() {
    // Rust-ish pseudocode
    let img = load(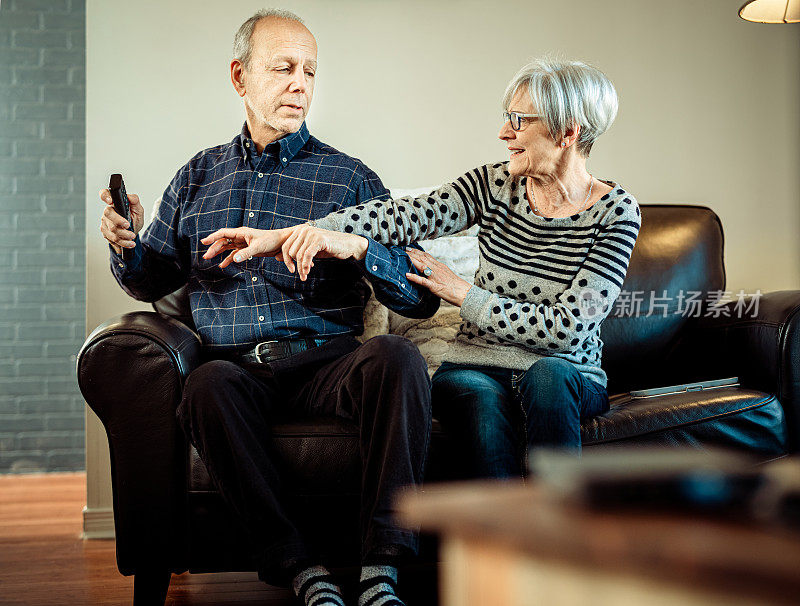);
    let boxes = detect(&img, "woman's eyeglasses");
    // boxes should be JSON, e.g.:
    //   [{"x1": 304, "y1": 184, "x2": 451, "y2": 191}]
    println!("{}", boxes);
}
[{"x1": 503, "y1": 111, "x2": 539, "y2": 131}]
